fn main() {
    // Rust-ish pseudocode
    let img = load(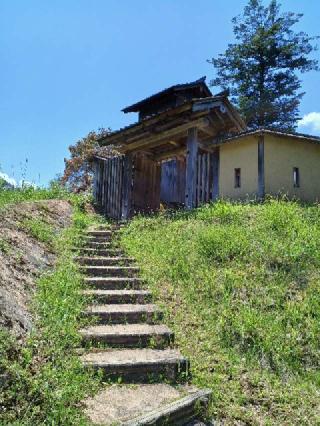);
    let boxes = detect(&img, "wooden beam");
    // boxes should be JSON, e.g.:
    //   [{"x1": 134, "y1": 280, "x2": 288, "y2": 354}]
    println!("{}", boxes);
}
[
  {"x1": 257, "y1": 135, "x2": 265, "y2": 199},
  {"x1": 153, "y1": 146, "x2": 186, "y2": 162},
  {"x1": 119, "y1": 118, "x2": 209, "y2": 154},
  {"x1": 185, "y1": 127, "x2": 198, "y2": 209}
]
